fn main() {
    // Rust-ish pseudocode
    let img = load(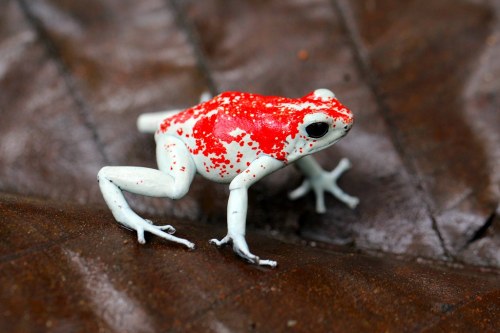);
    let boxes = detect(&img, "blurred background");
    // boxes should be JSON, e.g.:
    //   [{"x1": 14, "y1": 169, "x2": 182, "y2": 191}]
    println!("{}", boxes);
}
[{"x1": 0, "y1": 0, "x2": 499, "y2": 331}]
